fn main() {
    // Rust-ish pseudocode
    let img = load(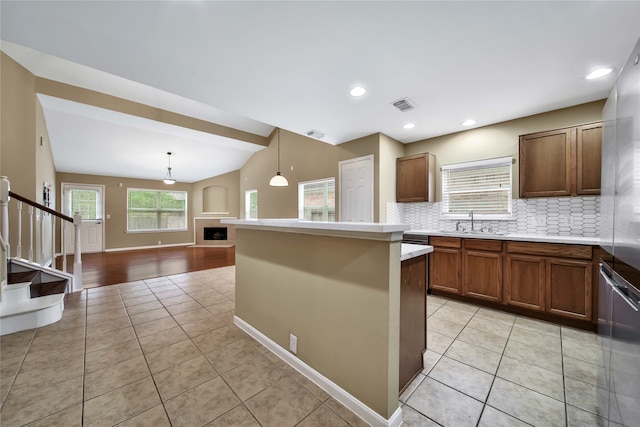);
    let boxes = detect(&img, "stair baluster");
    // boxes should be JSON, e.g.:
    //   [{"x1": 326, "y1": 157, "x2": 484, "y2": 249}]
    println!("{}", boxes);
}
[{"x1": 16, "y1": 201, "x2": 22, "y2": 258}]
